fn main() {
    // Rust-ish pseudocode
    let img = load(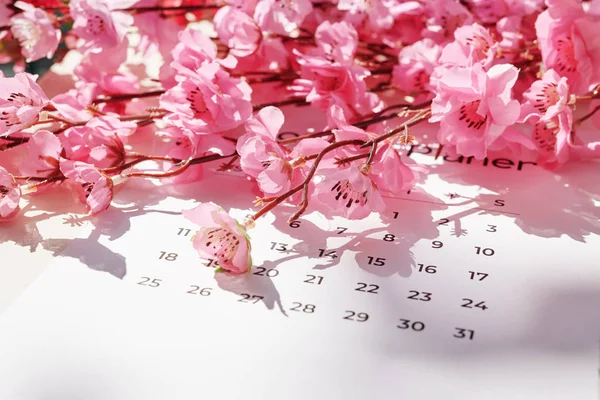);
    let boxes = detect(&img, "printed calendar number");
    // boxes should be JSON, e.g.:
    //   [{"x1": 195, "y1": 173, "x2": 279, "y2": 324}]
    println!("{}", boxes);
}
[
  {"x1": 270, "y1": 242, "x2": 289, "y2": 252},
  {"x1": 432, "y1": 241, "x2": 444, "y2": 249},
  {"x1": 408, "y1": 291, "x2": 432, "y2": 301},
  {"x1": 397, "y1": 319, "x2": 426, "y2": 331},
  {"x1": 366, "y1": 256, "x2": 386, "y2": 266},
  {"x1": 289, "y1": 220, "x2": 301, "y2": 228},
  {"x1": 253, "y1": 267, "x2": 279, "y2": 277},
  {"x1": 461, "y1": 298, "x2": 488, "y2": 310},
  {"x1": 468, "y1": 271, "x2": 489, "y2": 281},
  {"x1": 416, "y1": 264, "x2": 437, "y2": 274},
  {"x1": 438, "y1": 218, "x2": 450, "y2": 225},
  {"x1": 335, "y1": 226, "x2": 348, "y2": 234},
  {"x1": 304, "y1": 275, "x2": 324, "y2": 285},
  {"x1": 474, "y1": 246, "x2": 495, "y2": 256},
  {"x1": 137, "y1": 277, "x2": 162, "y2": 287},
  {"x1": 343, "y1": 311, "x2": 369, "y2": 322},
  {"x1": 176, "y1": 228, "x2": 192, "y2": 237},
  {"x1": 186, "y1": 286, "x2": 212, "y2": 296},
  {"x1": 238, "y1": 293, "x2": 264, "y2": 304},
  {"x1": 318, "y1": 248, "x2": 338, "y2": 258},
  {"x1": 486, "y1": 225, "x2": 497, "y2": 232},
  {"x1": 158, "y1": 251, "x2": 178, "y2": 261},
  {"x1": 204, "y1": 259, "x2": 219, "y2": 268},
  {"x1": 453, "y1": 328, "x2": 475, "y2": 340},
  {"x1": 355, "y1": 282, "x2": 379, "y2": 294},
  {"x1": 290, "y1": 303, "x2": 316, "y2": 313},
  {"x1": 382, "y1": 233, "x2": 395, "y2": 242}
]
